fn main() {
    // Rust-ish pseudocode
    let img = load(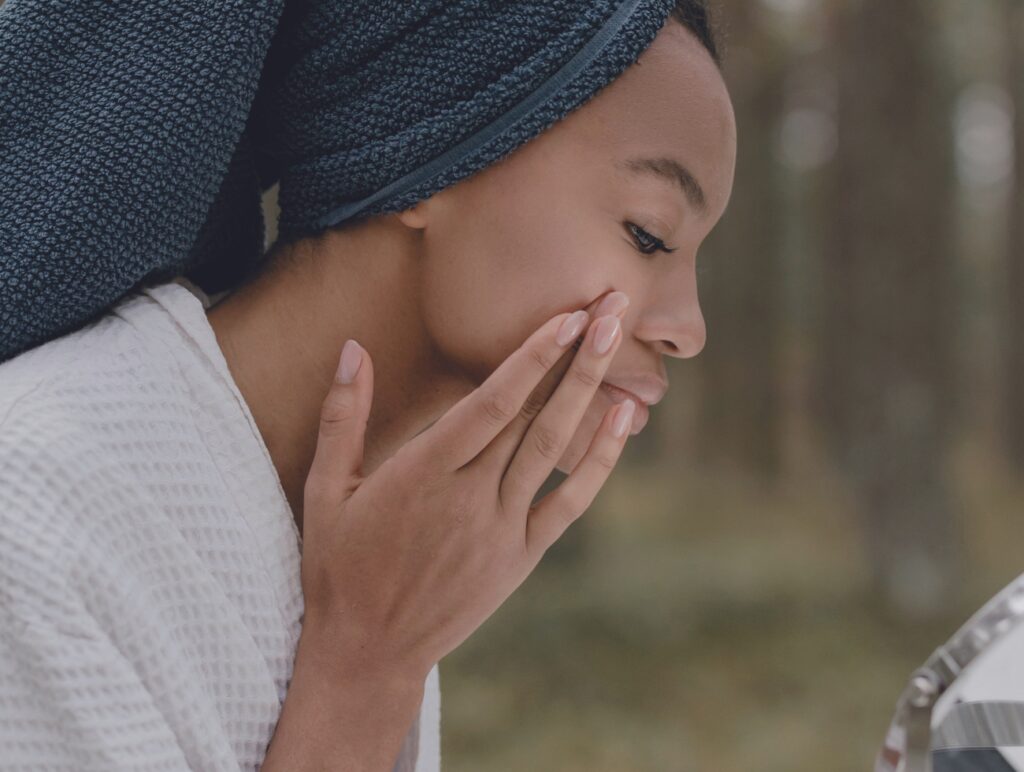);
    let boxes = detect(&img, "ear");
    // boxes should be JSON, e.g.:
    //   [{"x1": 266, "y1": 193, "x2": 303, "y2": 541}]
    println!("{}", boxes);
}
[{"x1": 396, "y1": 198, "x2": 431, "y2": 230}]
